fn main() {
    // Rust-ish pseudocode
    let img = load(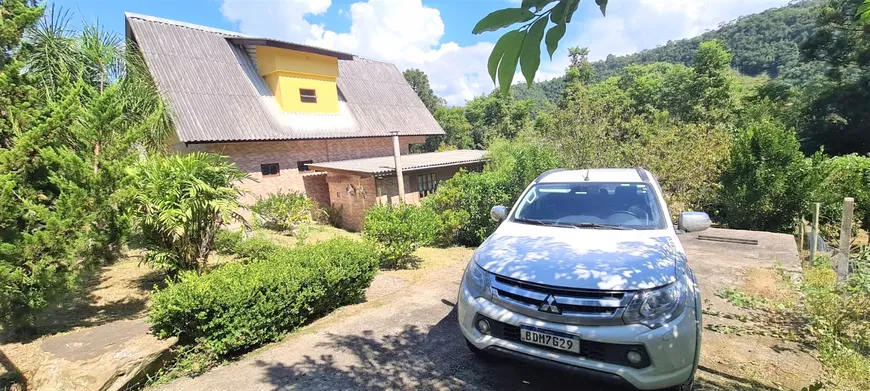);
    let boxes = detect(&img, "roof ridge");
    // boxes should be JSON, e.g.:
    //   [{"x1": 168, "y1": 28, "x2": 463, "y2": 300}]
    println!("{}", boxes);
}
[{"x1": 124, "y1": 12, "x2": 252, "y2": 38}]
